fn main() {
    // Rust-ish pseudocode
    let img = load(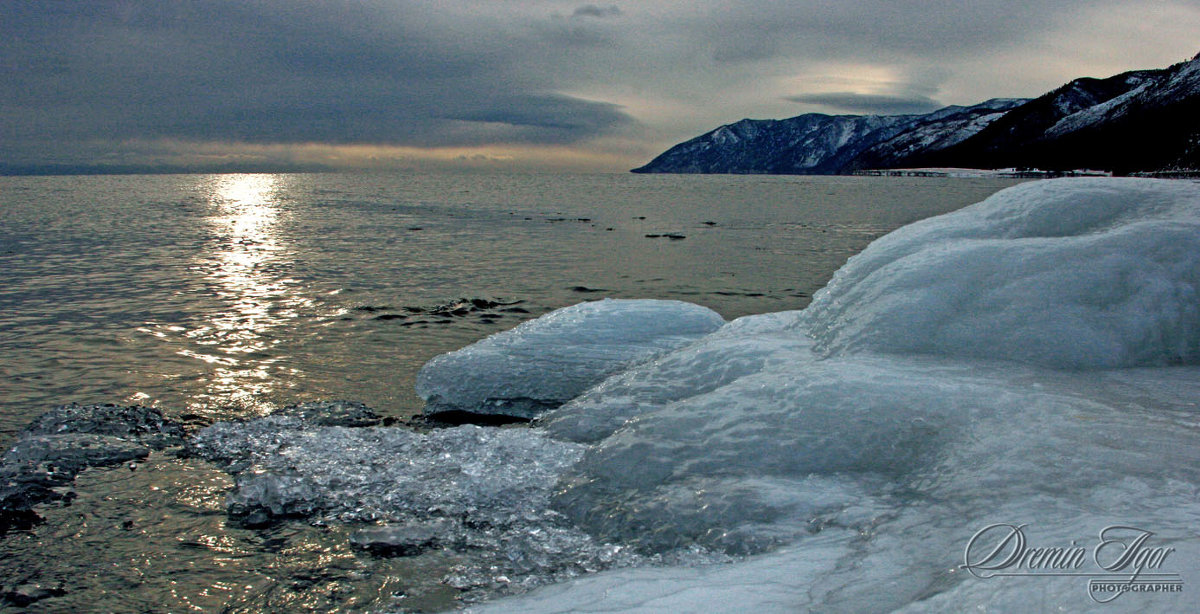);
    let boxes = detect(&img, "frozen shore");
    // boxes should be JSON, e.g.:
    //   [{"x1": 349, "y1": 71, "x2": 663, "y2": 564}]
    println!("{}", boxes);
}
[{"x1": 5, "y1": 178, "x2": 1199, "y2": 612}]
